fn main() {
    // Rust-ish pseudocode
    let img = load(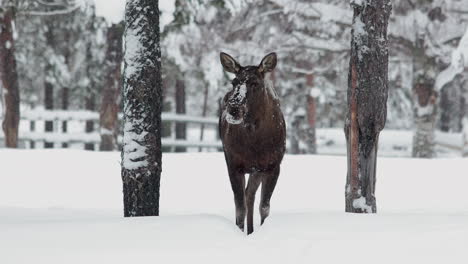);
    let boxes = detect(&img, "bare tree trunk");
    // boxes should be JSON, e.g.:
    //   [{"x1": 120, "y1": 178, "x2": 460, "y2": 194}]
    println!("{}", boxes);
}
[
  {"x1": 412, "y1": 36, "x2": 437, "y2": 158},
  {"x1": 100, "y1": 23, "x2": 123, "y2": 151},
  {"x1": 84, "y1": 96, "x2": 95, "y2": 150},
  {"x1": 174, "y1": 78, "x2": 186, "y2": 152},
  {"x1": 0, "y1": 7, "x2": 20, "y2": 148},
  {"x1": 439, "y1": 87, "x2": 452, "y2": 132},
  {"x1": 199, "y1": 82, "x2": 209, "y2": 152},
  {"x1": 121, "y1": 0, "x2": 162, "y2": 217},
  {"x1": 44, "y1": 19, "x2": 55, "y2": 149},
  {"x1": 305, "y1": 95, "x2": 317, "y2": 154},
  {"x1": 61, "y1": 87, "x2": 69, "y2": 148},
  {"x1": 306, "y1": 74, "x2": 317, "y2": 154},
  {"x1": 290, "y1": 116, "x2": 301, "y2": 154},
  {"x1": 44, "y1": 70, "x2": 54, "y2": 149},
  {"x1": 345, "y1": 0, "x2": 391, "y2": 213}
]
